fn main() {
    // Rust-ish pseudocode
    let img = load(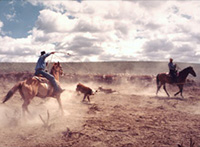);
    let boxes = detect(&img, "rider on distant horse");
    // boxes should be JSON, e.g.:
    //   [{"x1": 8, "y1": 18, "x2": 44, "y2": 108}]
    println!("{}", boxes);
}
[
  {"x1": 35, "y1": 51, "x2": 64, "y2": 96},
  {"x1": 168, "y1": 58, "x2": 177, "y2": 83}
]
